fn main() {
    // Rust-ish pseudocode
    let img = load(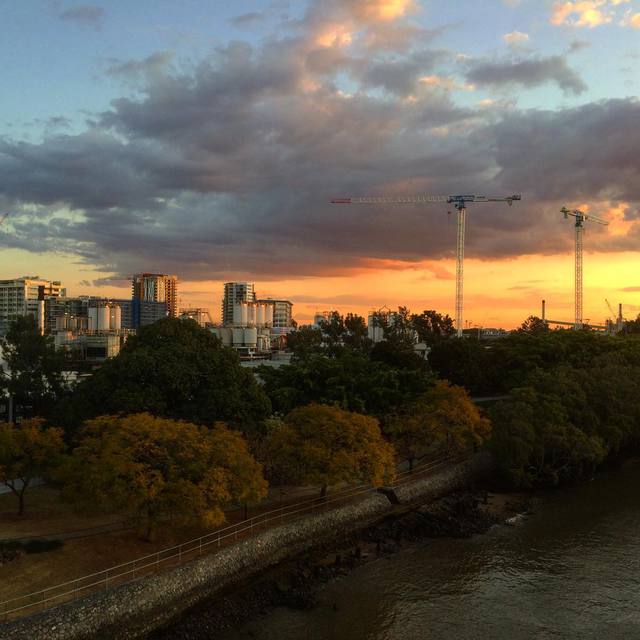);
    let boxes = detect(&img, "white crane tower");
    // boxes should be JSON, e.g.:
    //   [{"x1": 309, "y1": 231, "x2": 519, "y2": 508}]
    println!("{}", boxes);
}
[
  {"x1": 560, "y1": 206, "x2": 609, "y2": 330},
  {"x1": 331, "y1": 193, "x2": 521, "y2": 337}
]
